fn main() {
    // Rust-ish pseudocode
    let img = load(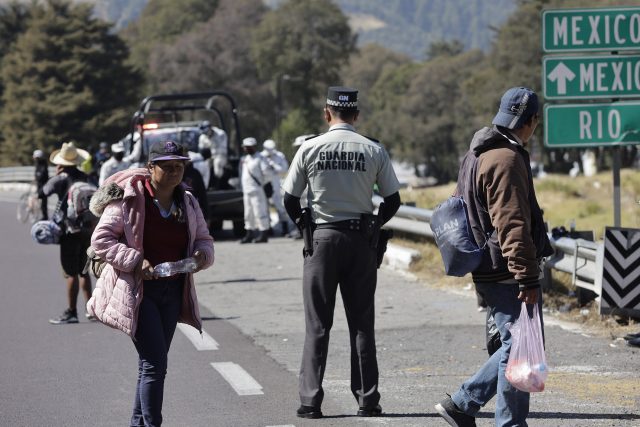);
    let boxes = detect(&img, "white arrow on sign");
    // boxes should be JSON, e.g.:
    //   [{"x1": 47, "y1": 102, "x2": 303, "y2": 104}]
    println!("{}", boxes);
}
[{"x1": 547, "y1": 62, "x2": 576, "y2": 95}]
